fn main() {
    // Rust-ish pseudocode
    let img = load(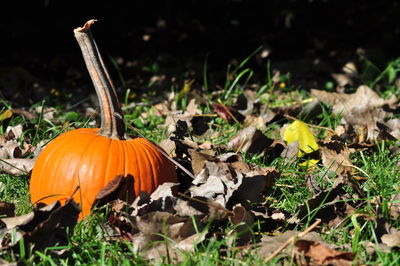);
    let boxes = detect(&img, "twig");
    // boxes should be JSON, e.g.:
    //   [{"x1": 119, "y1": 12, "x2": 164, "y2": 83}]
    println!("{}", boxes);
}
[
  {"x1": 177, "y1": 192, "x2": 234, "y2": 215},
  {"x1": 193, "y1": 114, "x2": 218, "y2": 117},
  {"x1": 217, "y1": 99, "x2": 241, "y2": 125},
  {"x1": 284, "y1": 114, "x2": 335, "y2": 134},
  {"x1": 235, "y1": 135, "x2": 247, "y2": 154},
  {"x1": 264, "y1": 219, "x2": 321, "y2": 263}
]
